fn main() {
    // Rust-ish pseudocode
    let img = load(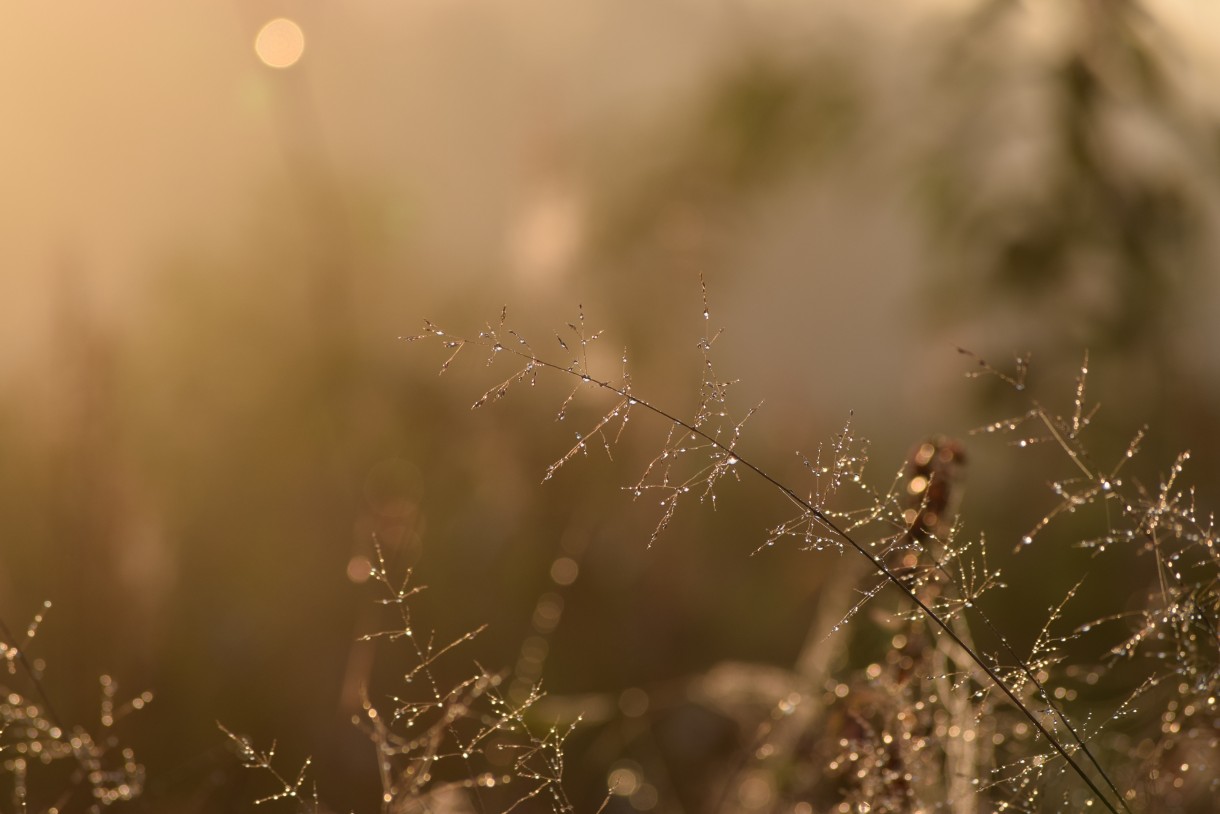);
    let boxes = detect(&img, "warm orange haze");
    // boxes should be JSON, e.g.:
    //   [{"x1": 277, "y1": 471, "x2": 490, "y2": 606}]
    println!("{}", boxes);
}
[{"x1": 2, "y1": 2, "x2": 1220, "y2": 811}]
